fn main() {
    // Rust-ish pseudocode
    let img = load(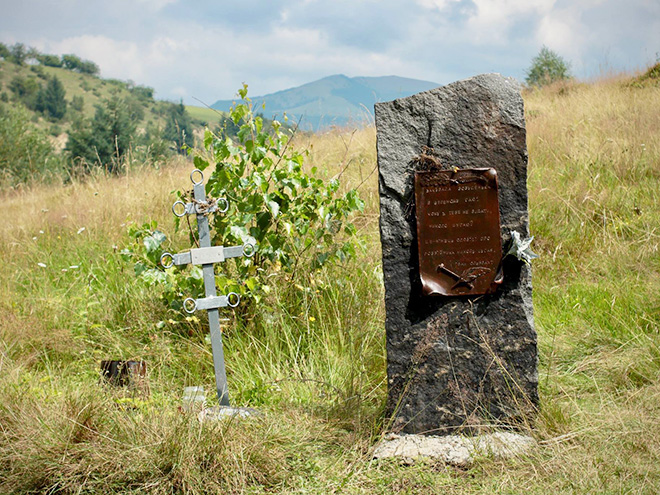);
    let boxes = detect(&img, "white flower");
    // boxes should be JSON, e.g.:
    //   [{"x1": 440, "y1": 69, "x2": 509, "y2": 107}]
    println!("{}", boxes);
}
[{"x1": 37, "y1": 263, "x2": 47, "y2": 268}]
